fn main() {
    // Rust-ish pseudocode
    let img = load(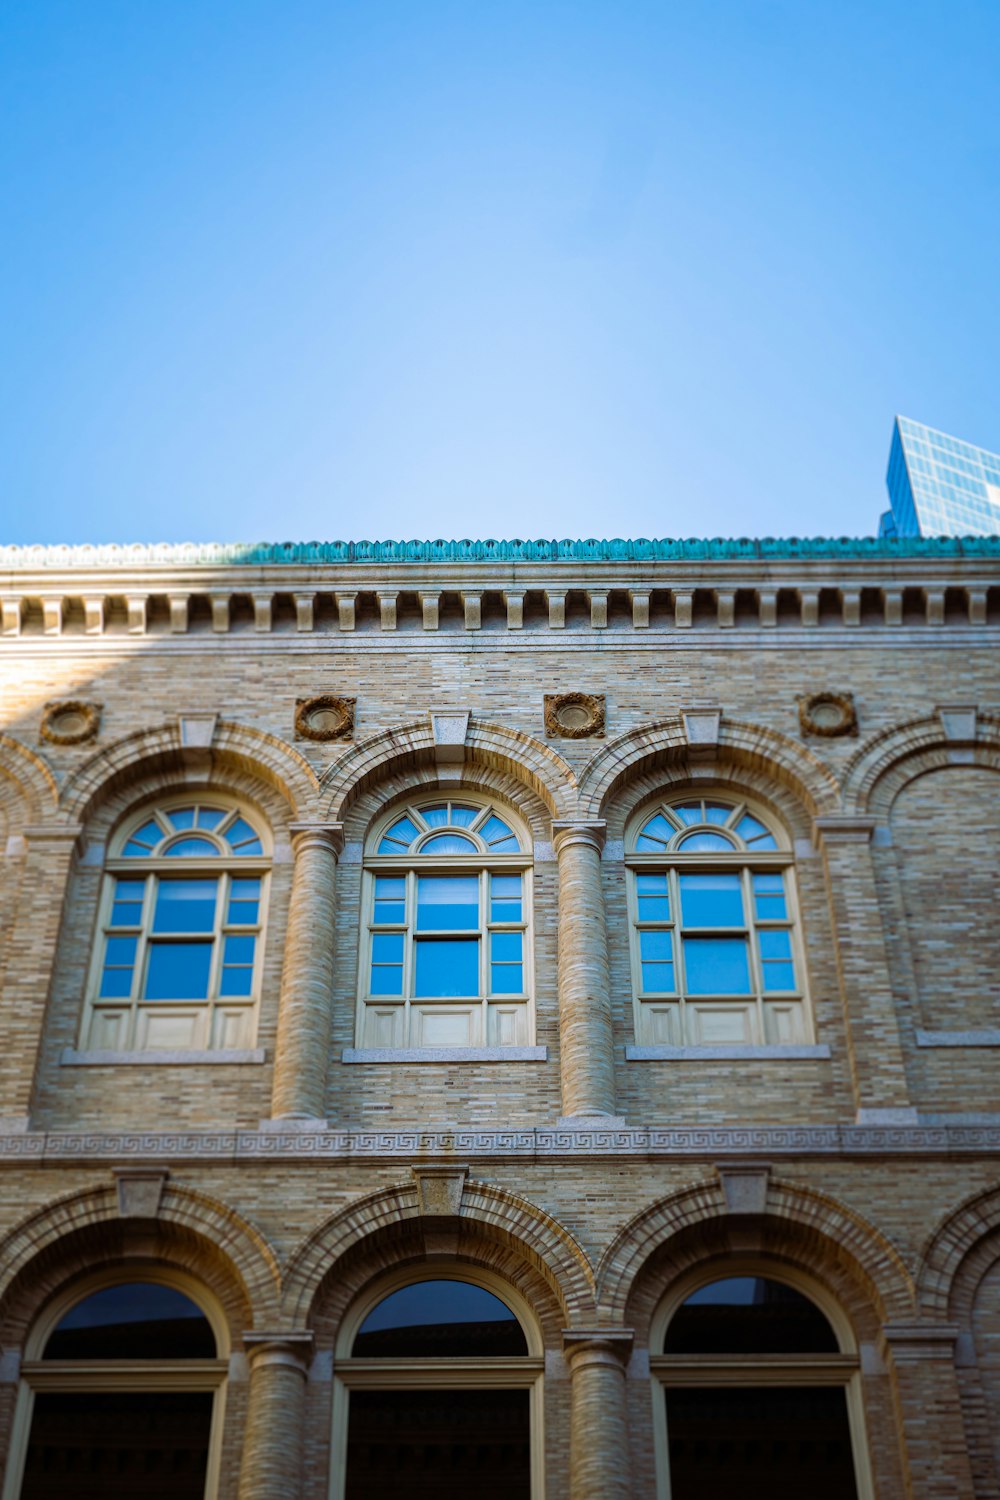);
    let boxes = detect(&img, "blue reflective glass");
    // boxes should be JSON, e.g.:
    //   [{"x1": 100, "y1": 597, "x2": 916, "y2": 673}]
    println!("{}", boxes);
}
[
  {"x1": 164, "y1": 836, "x2": 219, "y2": 858},
  {"x1": 636, "y1": 872, "x2": 670, "y2": 920},
  {"x1": 417, "y1": 876, "x2": 479, "y2": 930},
  {"x1": 490, "y1": 874, "x2": 522, "y2": 922},
  {"x1": 225, "y1": 818, "x2": 262, "y2": 854},
  {"x1": 196, "y1": 808, "x2": 226, "y2": 830},
  {"x1": 640, "y1": 930, "x2": 673, "y2": 962},
  {"x1": 414, "y1": 939, "x2": 479, "y2": 996},
  {"x1": 420, "y1": 832, "x2": 477, "y2": 853},
  {"x1": 373, "y1": 876, "x2": 406, "y2": 924},
  {"x1": 752, "y1": 872, "x2": 787, "y2": 920},
  {"x1": 100, "y1": 936, "x2": 137, "y2": 997},
  {"x1": 166, "y1": 807, "x2": 196, "y2": 830},
  {"x1": 677, "y1": 830, "x2": 734, "y2": 852},
  {"x1": 736, "y1": 814, "x2": 777, "y2": 849},
  {"x1": 680, "y1": 874, "x2": 744, "y2": 927},
  {"x1": 382, "y1": 817, "x2": 419, "y2": 848},
  {"x1": 491, "y1": 932, "x2": 522, "y2": 963},
  {"x1": 99, "y1": 968, "x2": 134, "y2": 998},
  {"x1": 490, "y1": 964, "x2": 523, "y2": 994},
  {"x1": 145, "y1": 942, "x2": 213, "y2": 999},
  {"x1": 227, "y1": 877, "x2": 261, "y2": 925},
  {"x1": 153, "y1": 879, "x2": 217, "y2": 933},
  {"x1": 641, "y1": 962, "x2": 674, "y2": 993},
  {"x1": 762, "y1": 962, "x2": 796, "y2": 992},
  {"x1": 110, "y1": 879, "x2": 145, "y2": 927},
  {"x1": 372, "y1": 933, "x2": 404, "y2": 964},
  {"x1": 758, "y1": 929, "x2": 792, "y2": 961},
  {"x1": 704, "y1": 804, "x2": 732, "y2": 825},
  {"x1": 220, "y1": 933, "x2": 255, "y2": 995},
  {"x1": 480, "y1": 815, "x2": 519, "y2": 849},
  {"x1": 672, "y1": 803, "x2": 703, "y2": 825},
  {"x1": 123, "y1": 819, "x2": 162, "y2": 856},
  {"x1": 370, "y1": 930, "x2": 404, "y2": 995},
  {"x1": 223, "y1": 935, "x2": 255, "y2": 965},
  {"x1": 450, "y1": 805, "x2": 478, "y2": 827},
  {"x1": 683, "y1": 937, "x2": 751, "y2": 993},
  {"x1": 638, "y1": 813, "x2": 673, "y2": 844},
  {"x1": 419, "y1": 805, "x2": 449, "y2": 826}
]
